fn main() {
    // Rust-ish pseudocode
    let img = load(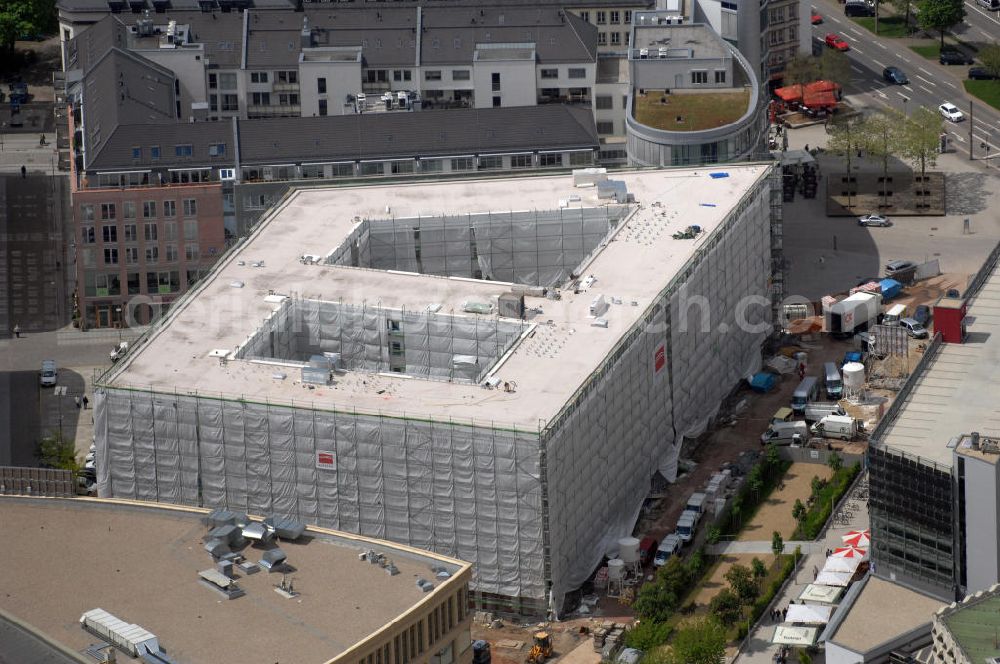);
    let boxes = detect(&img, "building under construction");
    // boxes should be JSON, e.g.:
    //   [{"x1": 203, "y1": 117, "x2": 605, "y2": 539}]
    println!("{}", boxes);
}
[{"x1": 95, "y1": 165, "x2": 779, "y2": 614}]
